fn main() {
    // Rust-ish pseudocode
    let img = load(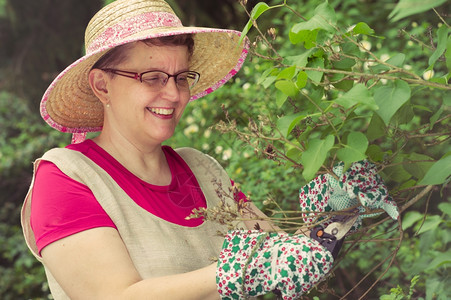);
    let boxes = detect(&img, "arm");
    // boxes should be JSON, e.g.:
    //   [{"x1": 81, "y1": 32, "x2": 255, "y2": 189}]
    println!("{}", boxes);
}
[{"x1": 42, "y1": 227, "x2": 219, "y2": 300}]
